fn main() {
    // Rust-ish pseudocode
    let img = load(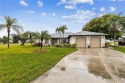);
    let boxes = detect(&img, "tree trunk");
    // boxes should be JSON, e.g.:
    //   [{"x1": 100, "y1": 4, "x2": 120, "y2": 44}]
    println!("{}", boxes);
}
[
  {"x1": 63, "y1": 33, "x2": 64, "y2": 44},
  {"x1": 114, "y1": 29, "x2": 116, "y2": 46},
  {"x1": 7, "y1": 29, "x2": 10, "y2": 48},
  {"x1": 30, "y1": 35, "x2": 32, "y2": 45},
  {"x1": 40, "y1": 38, "x2": 43, "y2": 50},
  {"x1": 60, "y1": 32, "x2": 61, "y2": 43}
]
